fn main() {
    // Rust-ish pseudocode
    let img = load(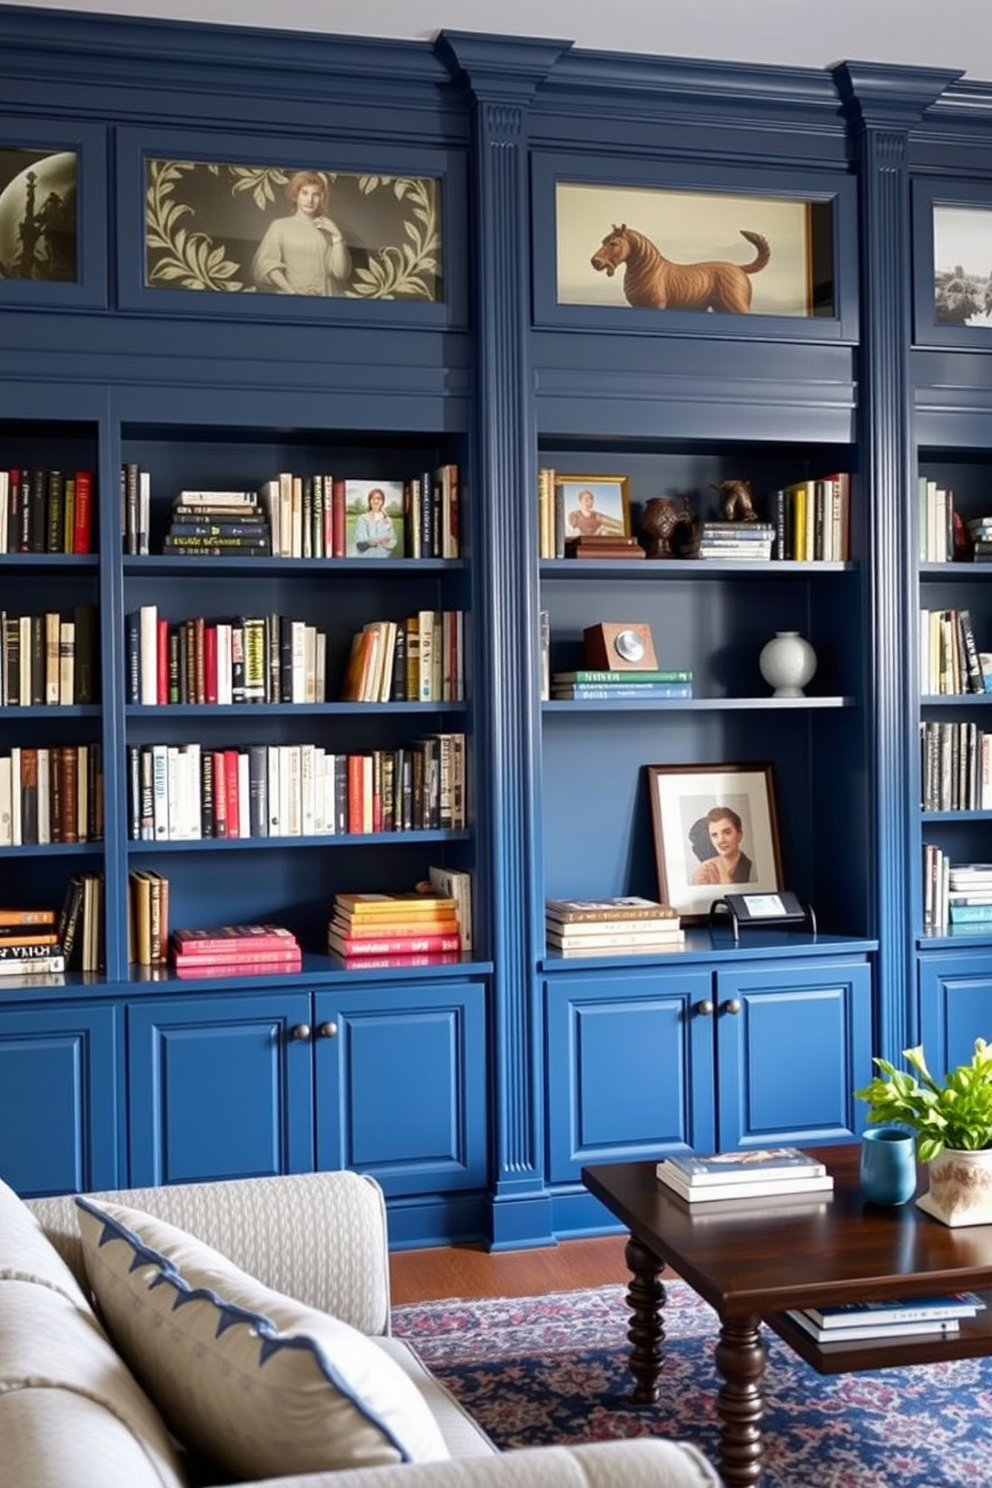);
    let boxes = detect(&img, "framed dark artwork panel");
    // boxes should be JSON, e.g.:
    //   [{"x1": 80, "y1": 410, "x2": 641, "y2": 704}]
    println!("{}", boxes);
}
[
  {"x1": 647, "y1": 762, "x2": 783, "y2": 923},
  {"x1": 912, "y1": 180, "x2": 992, "y2": 347},
  {"x1": 0, "y1": 120, "x2": 106, "y2": 308},
  {"x1": 144, "y1": 158, "x2": 441, "y2": 302}
]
